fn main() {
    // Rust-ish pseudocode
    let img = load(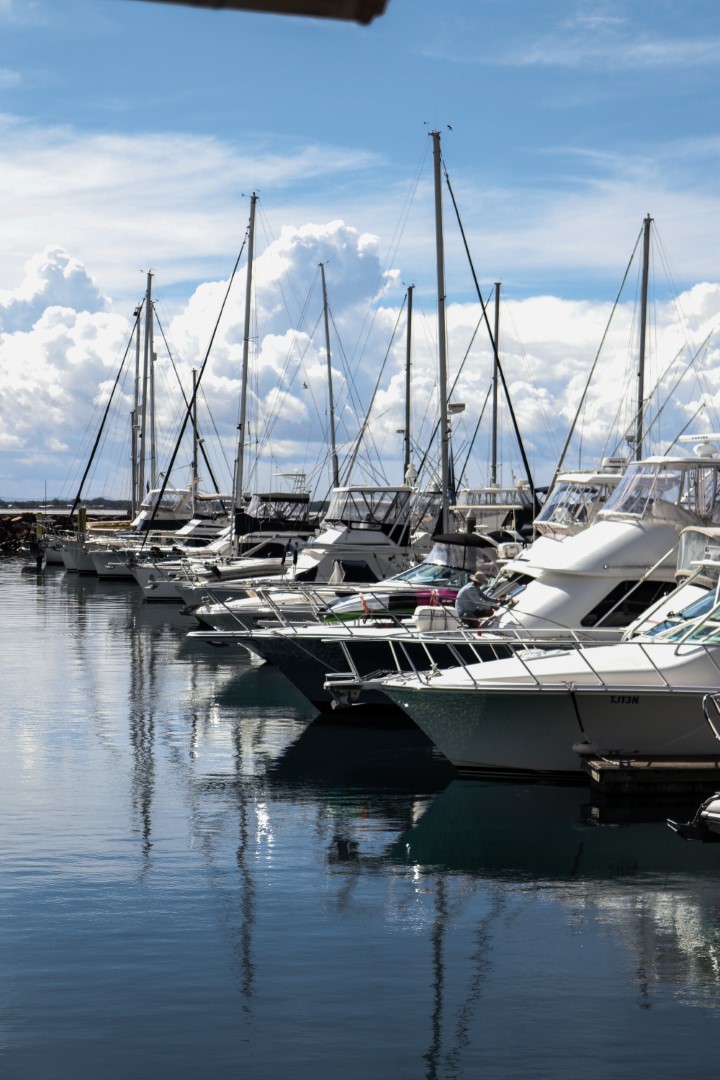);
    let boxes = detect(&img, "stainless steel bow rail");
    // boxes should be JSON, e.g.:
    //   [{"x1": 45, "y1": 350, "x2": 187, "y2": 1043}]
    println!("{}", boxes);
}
[{"x1": 324, "y1": 630, "x2": 720, "y2": 701}]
